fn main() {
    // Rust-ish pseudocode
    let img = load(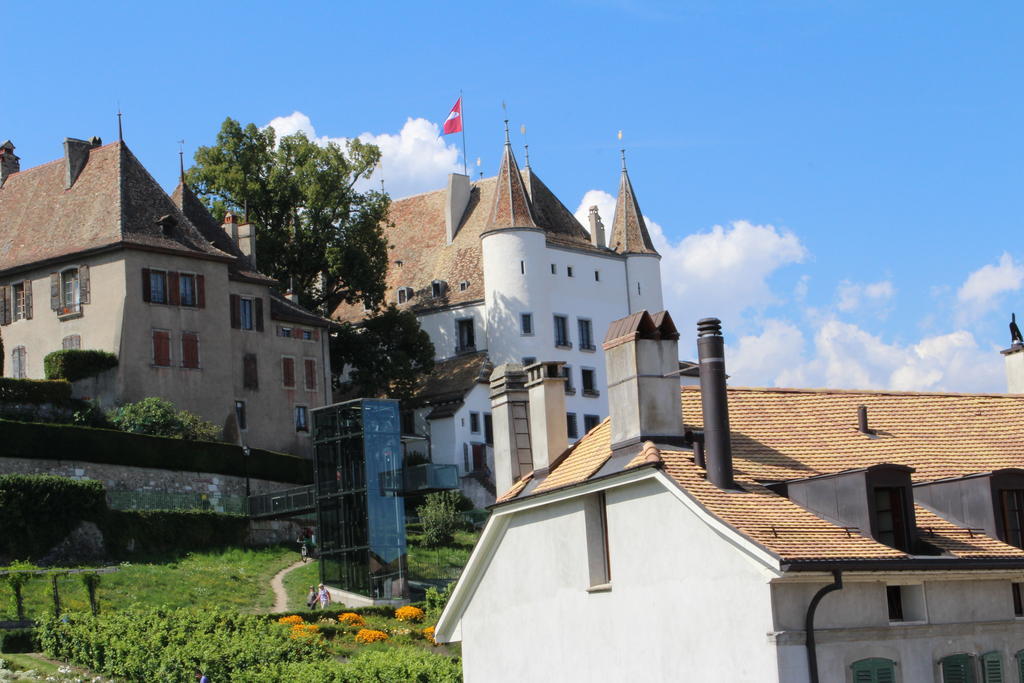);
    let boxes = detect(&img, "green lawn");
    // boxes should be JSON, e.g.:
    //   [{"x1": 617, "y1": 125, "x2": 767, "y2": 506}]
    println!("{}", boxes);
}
[
  {"x1": 407, "y1": 529, "x2": 479, "y2": 580},
  {"x1": 283, "y1": 558, "x2": 321, "y2": 611},
  {"x1": 0, "y1": 546, "x2": 297, "y2": 621}
]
